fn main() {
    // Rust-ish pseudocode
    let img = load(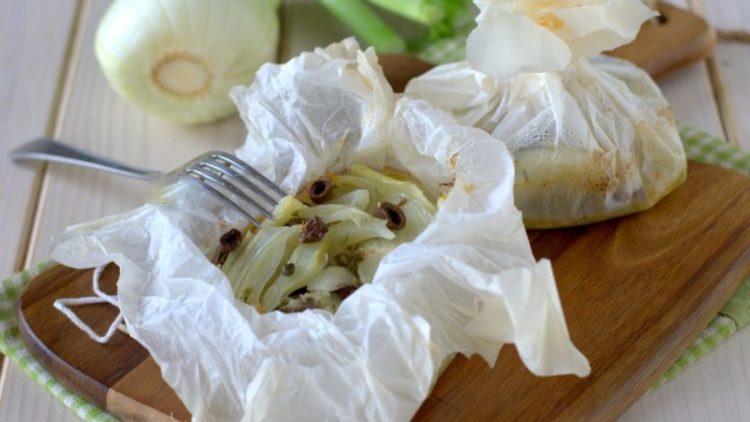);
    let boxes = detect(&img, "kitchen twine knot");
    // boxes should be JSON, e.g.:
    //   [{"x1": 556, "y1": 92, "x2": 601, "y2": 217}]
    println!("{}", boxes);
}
[{"x1": 53, "y1": 265, "x2": 129, "y2": 344}]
